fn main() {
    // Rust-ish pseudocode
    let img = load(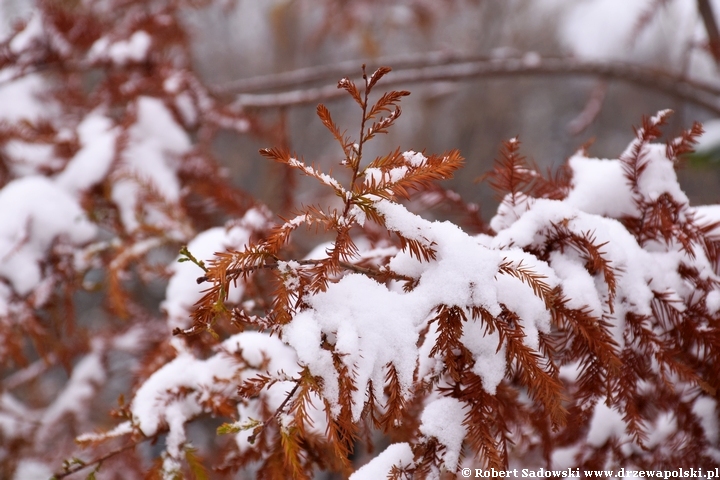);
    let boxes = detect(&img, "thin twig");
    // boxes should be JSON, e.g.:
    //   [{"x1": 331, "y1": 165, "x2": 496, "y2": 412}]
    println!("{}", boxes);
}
[
  {"x1": 698, "y1": 0, "x2": 720, "y2": 67},
  {"x1": 52, "y1": 437, "x2": 149, "y2": 479},
  {"x1": 245, "y1": 380, "x2": 301, "y2": 445},
  {"x1": 196, "y1": 258, "x2": 414, "y2": 284},
  {"x1": 274, "y1": 380, "x2": 301, "y2": 418},
  {"x1": 566, "y1": 80, "x2": 608, "y2": 135}
]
